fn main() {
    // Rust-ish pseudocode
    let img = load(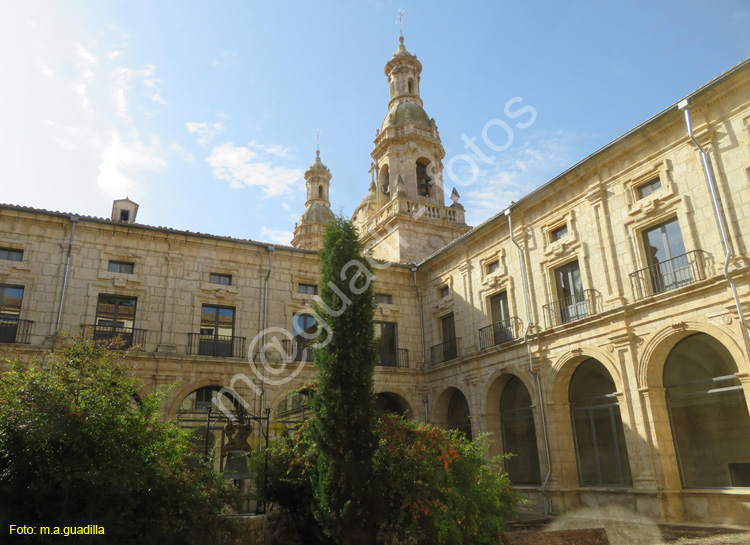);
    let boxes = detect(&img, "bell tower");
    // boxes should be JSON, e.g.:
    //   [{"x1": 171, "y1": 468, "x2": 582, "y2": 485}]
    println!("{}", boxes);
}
[
  {"x1": 291, "y1": 149, "x2": 333, "y2": 251},
  {"x1": 352, "y1": 35, "x2": 471, "y2": 263}
]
